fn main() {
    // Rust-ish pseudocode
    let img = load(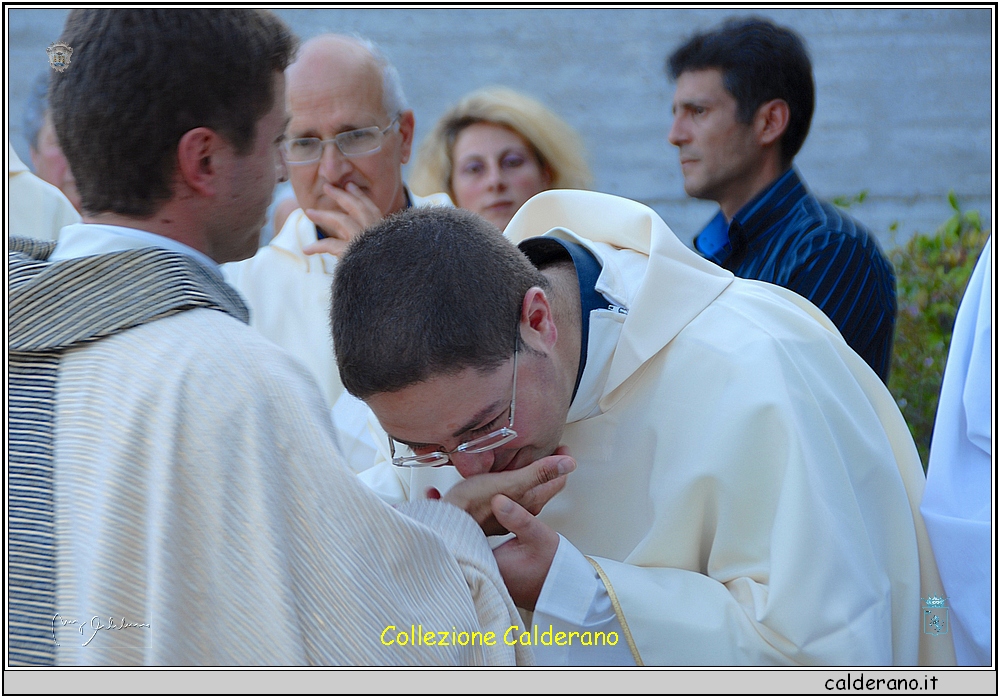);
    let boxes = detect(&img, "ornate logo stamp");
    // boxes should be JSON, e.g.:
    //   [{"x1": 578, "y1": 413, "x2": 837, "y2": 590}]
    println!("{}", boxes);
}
[
  {"x1": 922, "y1": 595, "x2": 949, "y2": 635},
  {"x1": 46, "y1": 41, "x2": 73, "y2": 72}
]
